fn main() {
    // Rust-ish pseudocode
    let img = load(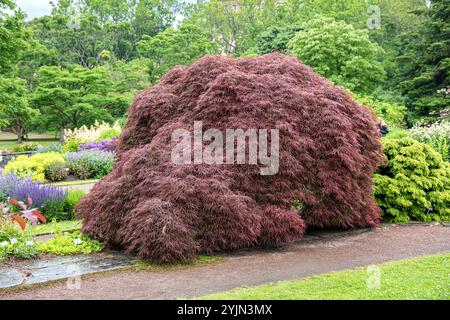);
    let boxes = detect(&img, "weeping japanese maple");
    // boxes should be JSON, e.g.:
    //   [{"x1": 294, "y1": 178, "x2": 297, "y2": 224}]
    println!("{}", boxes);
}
[{"x1": 76, "y1": 53, "x2": 383, "y2": 263}]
